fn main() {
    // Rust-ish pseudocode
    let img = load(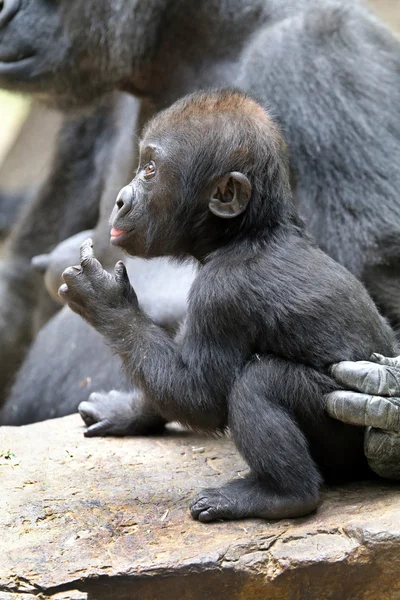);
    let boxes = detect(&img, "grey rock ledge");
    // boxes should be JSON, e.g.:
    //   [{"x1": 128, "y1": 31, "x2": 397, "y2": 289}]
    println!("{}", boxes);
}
[{"x1": 1, "y1": 415, "x2": 400, "y2": 599}]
